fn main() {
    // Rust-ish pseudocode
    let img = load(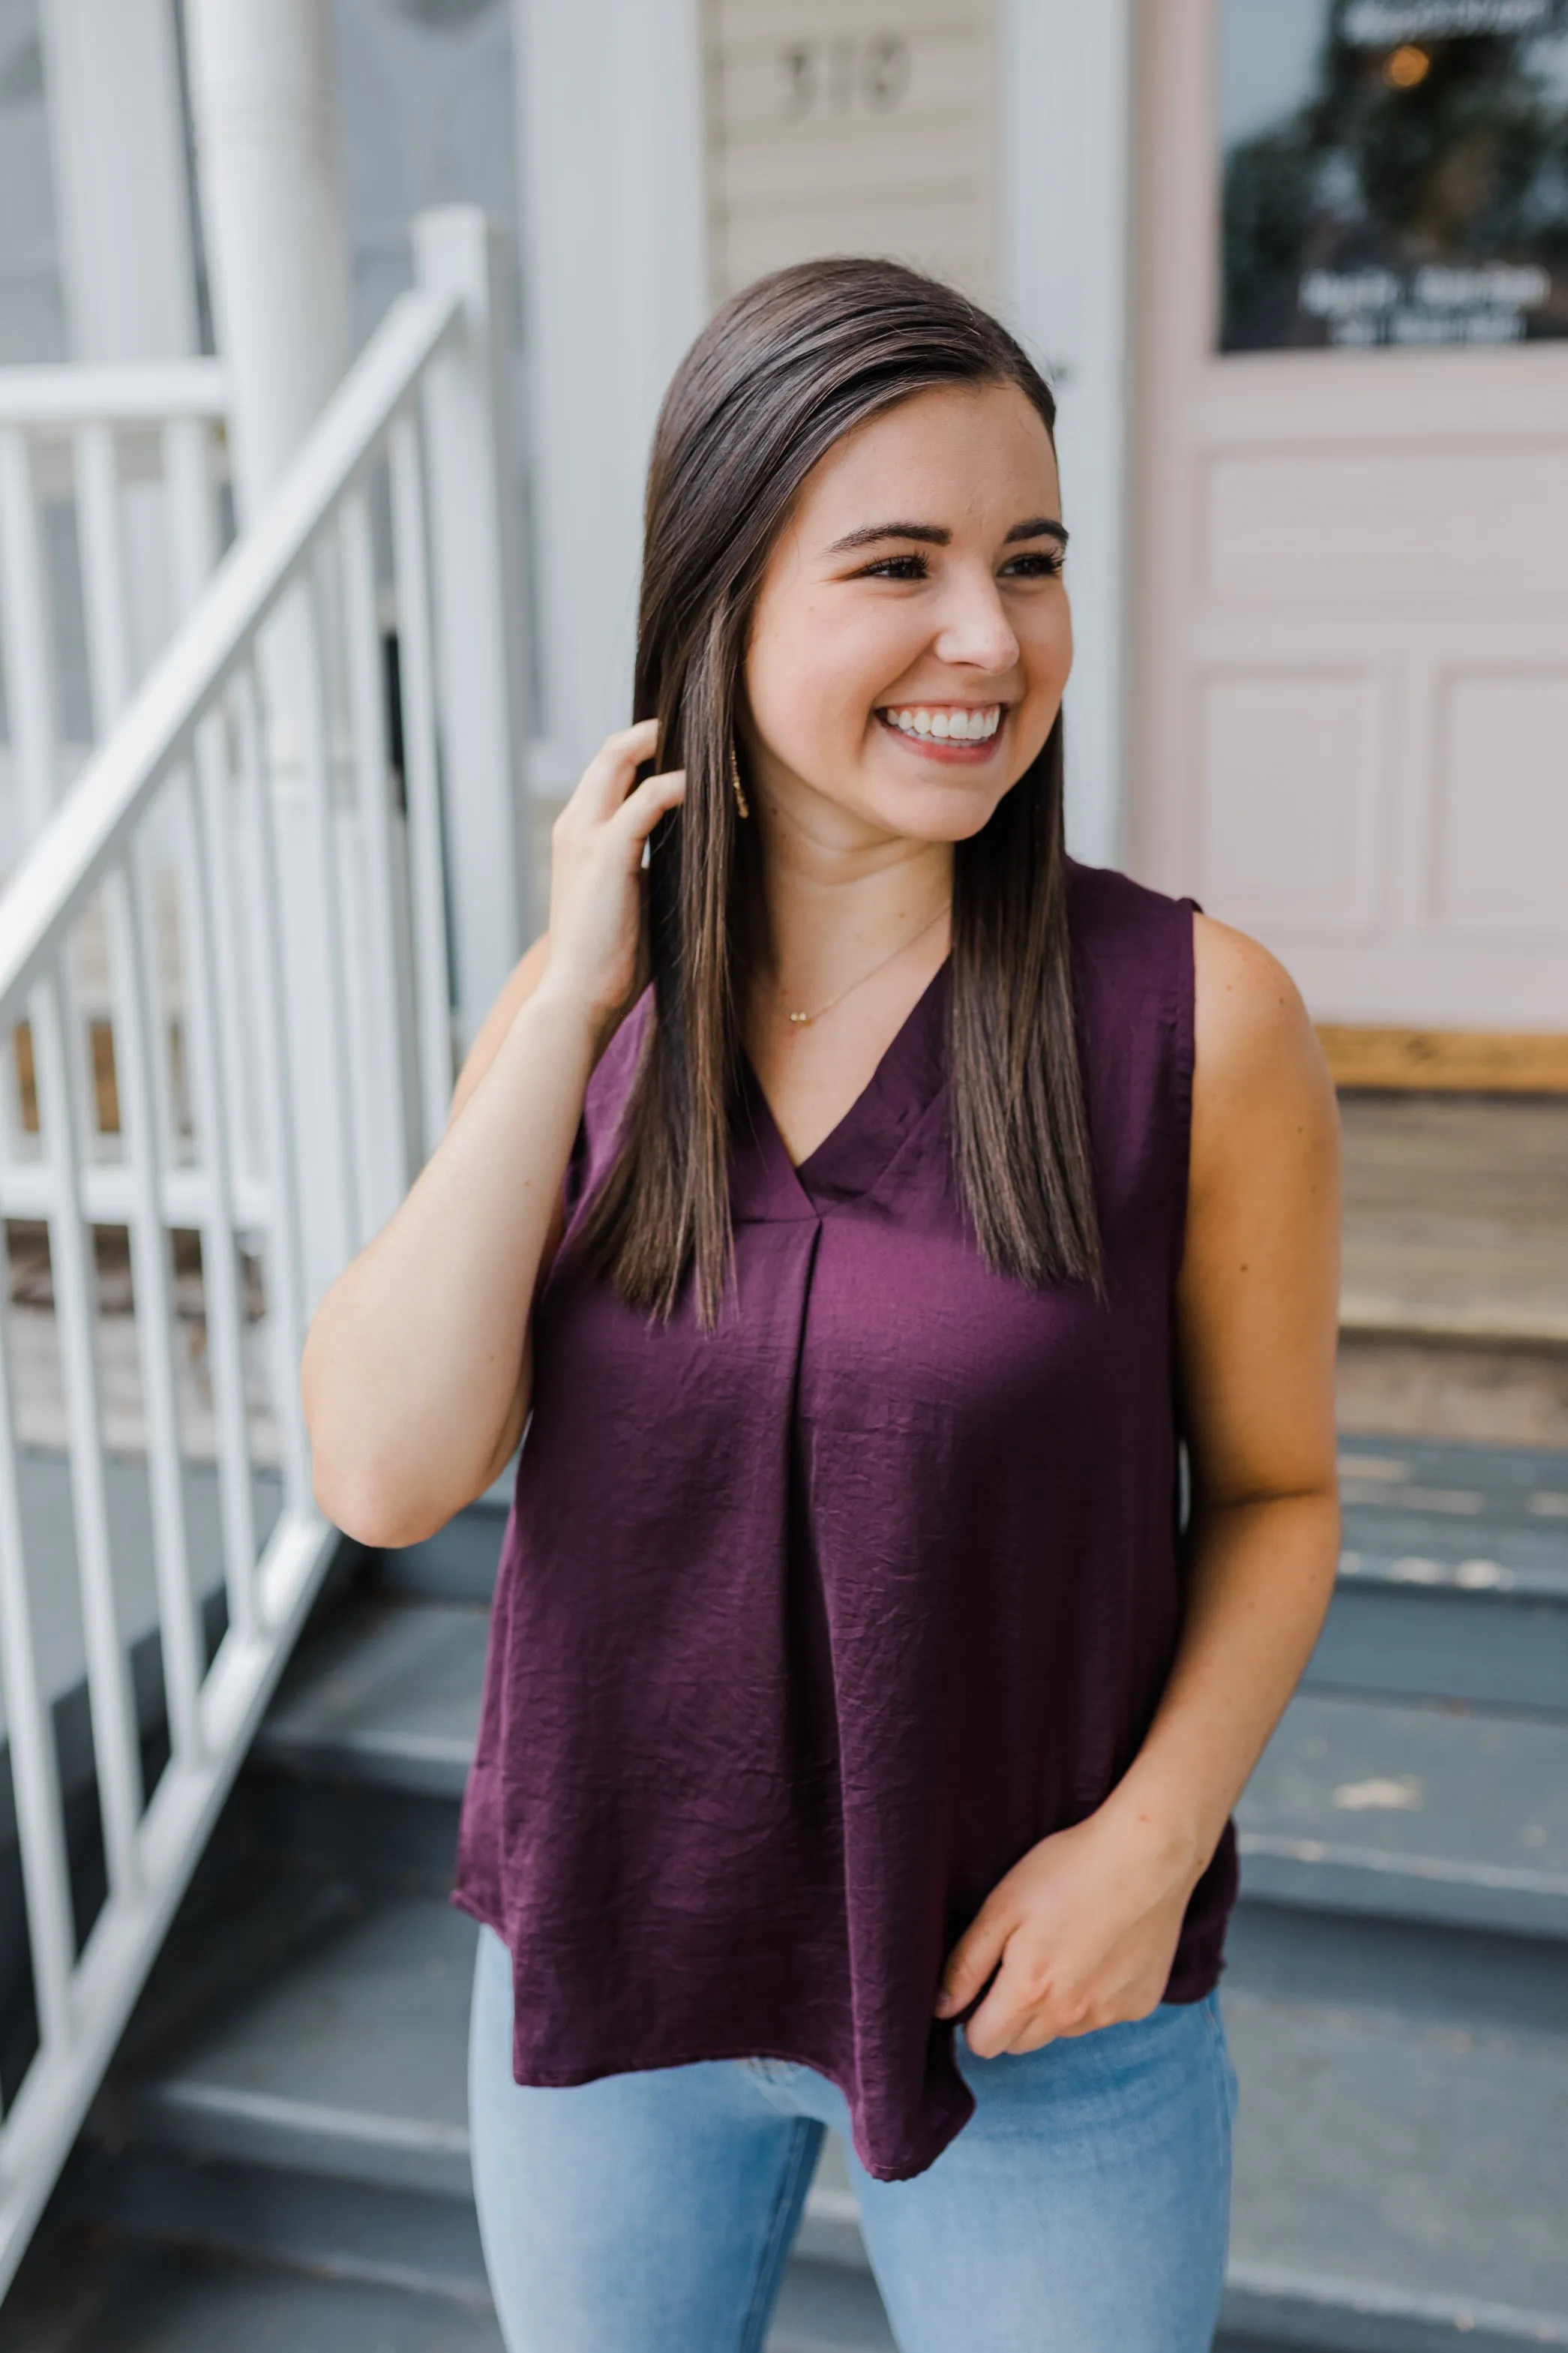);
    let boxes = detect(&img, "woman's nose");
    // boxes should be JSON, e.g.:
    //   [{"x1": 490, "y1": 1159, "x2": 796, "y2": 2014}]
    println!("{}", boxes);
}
[{"x1": 930, "y1": 570, "x2": 1020, "y2": 674}]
